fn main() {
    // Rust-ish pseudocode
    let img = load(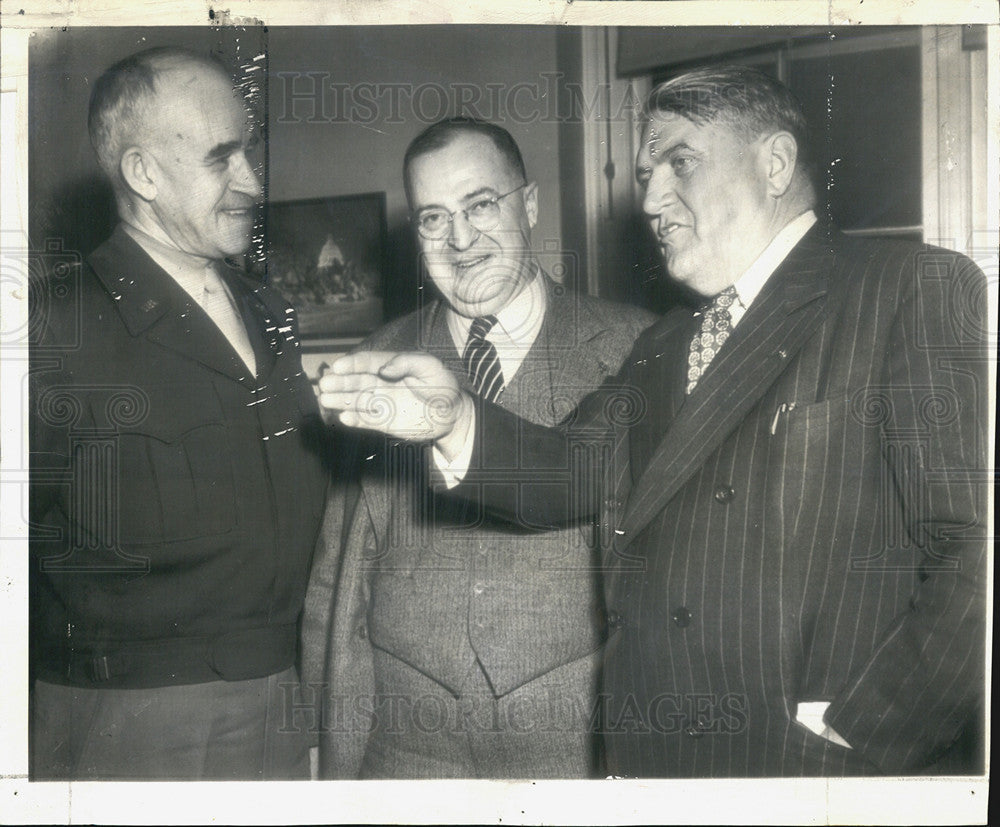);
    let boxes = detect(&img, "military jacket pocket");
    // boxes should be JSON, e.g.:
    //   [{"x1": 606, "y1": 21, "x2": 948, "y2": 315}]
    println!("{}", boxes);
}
[{"x1": 88, "y1": 386, "x2": 238, "y2": 544}]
